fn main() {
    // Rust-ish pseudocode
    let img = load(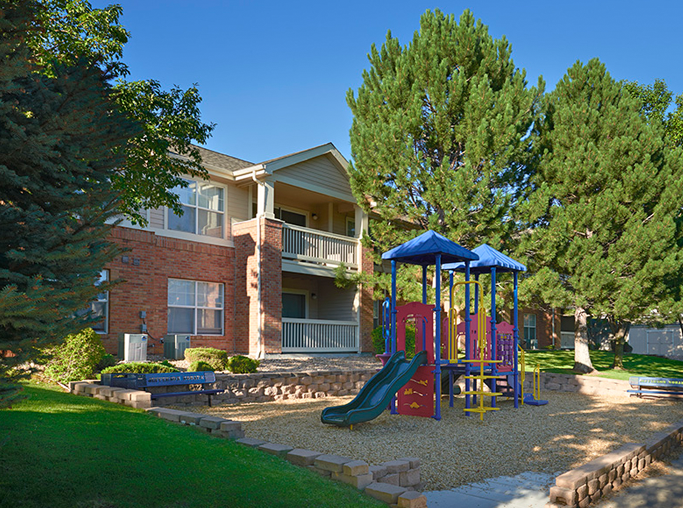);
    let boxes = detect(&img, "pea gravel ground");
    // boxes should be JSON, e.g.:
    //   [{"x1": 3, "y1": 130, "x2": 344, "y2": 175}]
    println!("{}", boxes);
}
[{"x1": 183, "y1": 390, "x2": 683, "y2": 491}]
